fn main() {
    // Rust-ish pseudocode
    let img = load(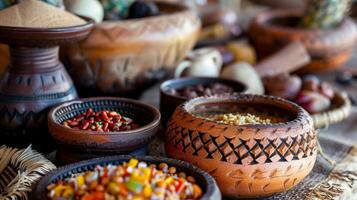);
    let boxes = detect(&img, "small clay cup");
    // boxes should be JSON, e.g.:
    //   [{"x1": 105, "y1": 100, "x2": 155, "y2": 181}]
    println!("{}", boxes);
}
[
  {"x1": 160, "y1": 77, "x2": 247, "y2": 126},
  {"x1": 165, "y1": 94, "x2": 317, "y2": 198},
  {"x1": 249, "y1": 9, "x2": 357, "y2": 74},
  {"x1": 48, "y1": 97, "x2": 161, "y2": 156},
  {"x1": 31, "y1": 155, "x2": 221, "y2": 200}
]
